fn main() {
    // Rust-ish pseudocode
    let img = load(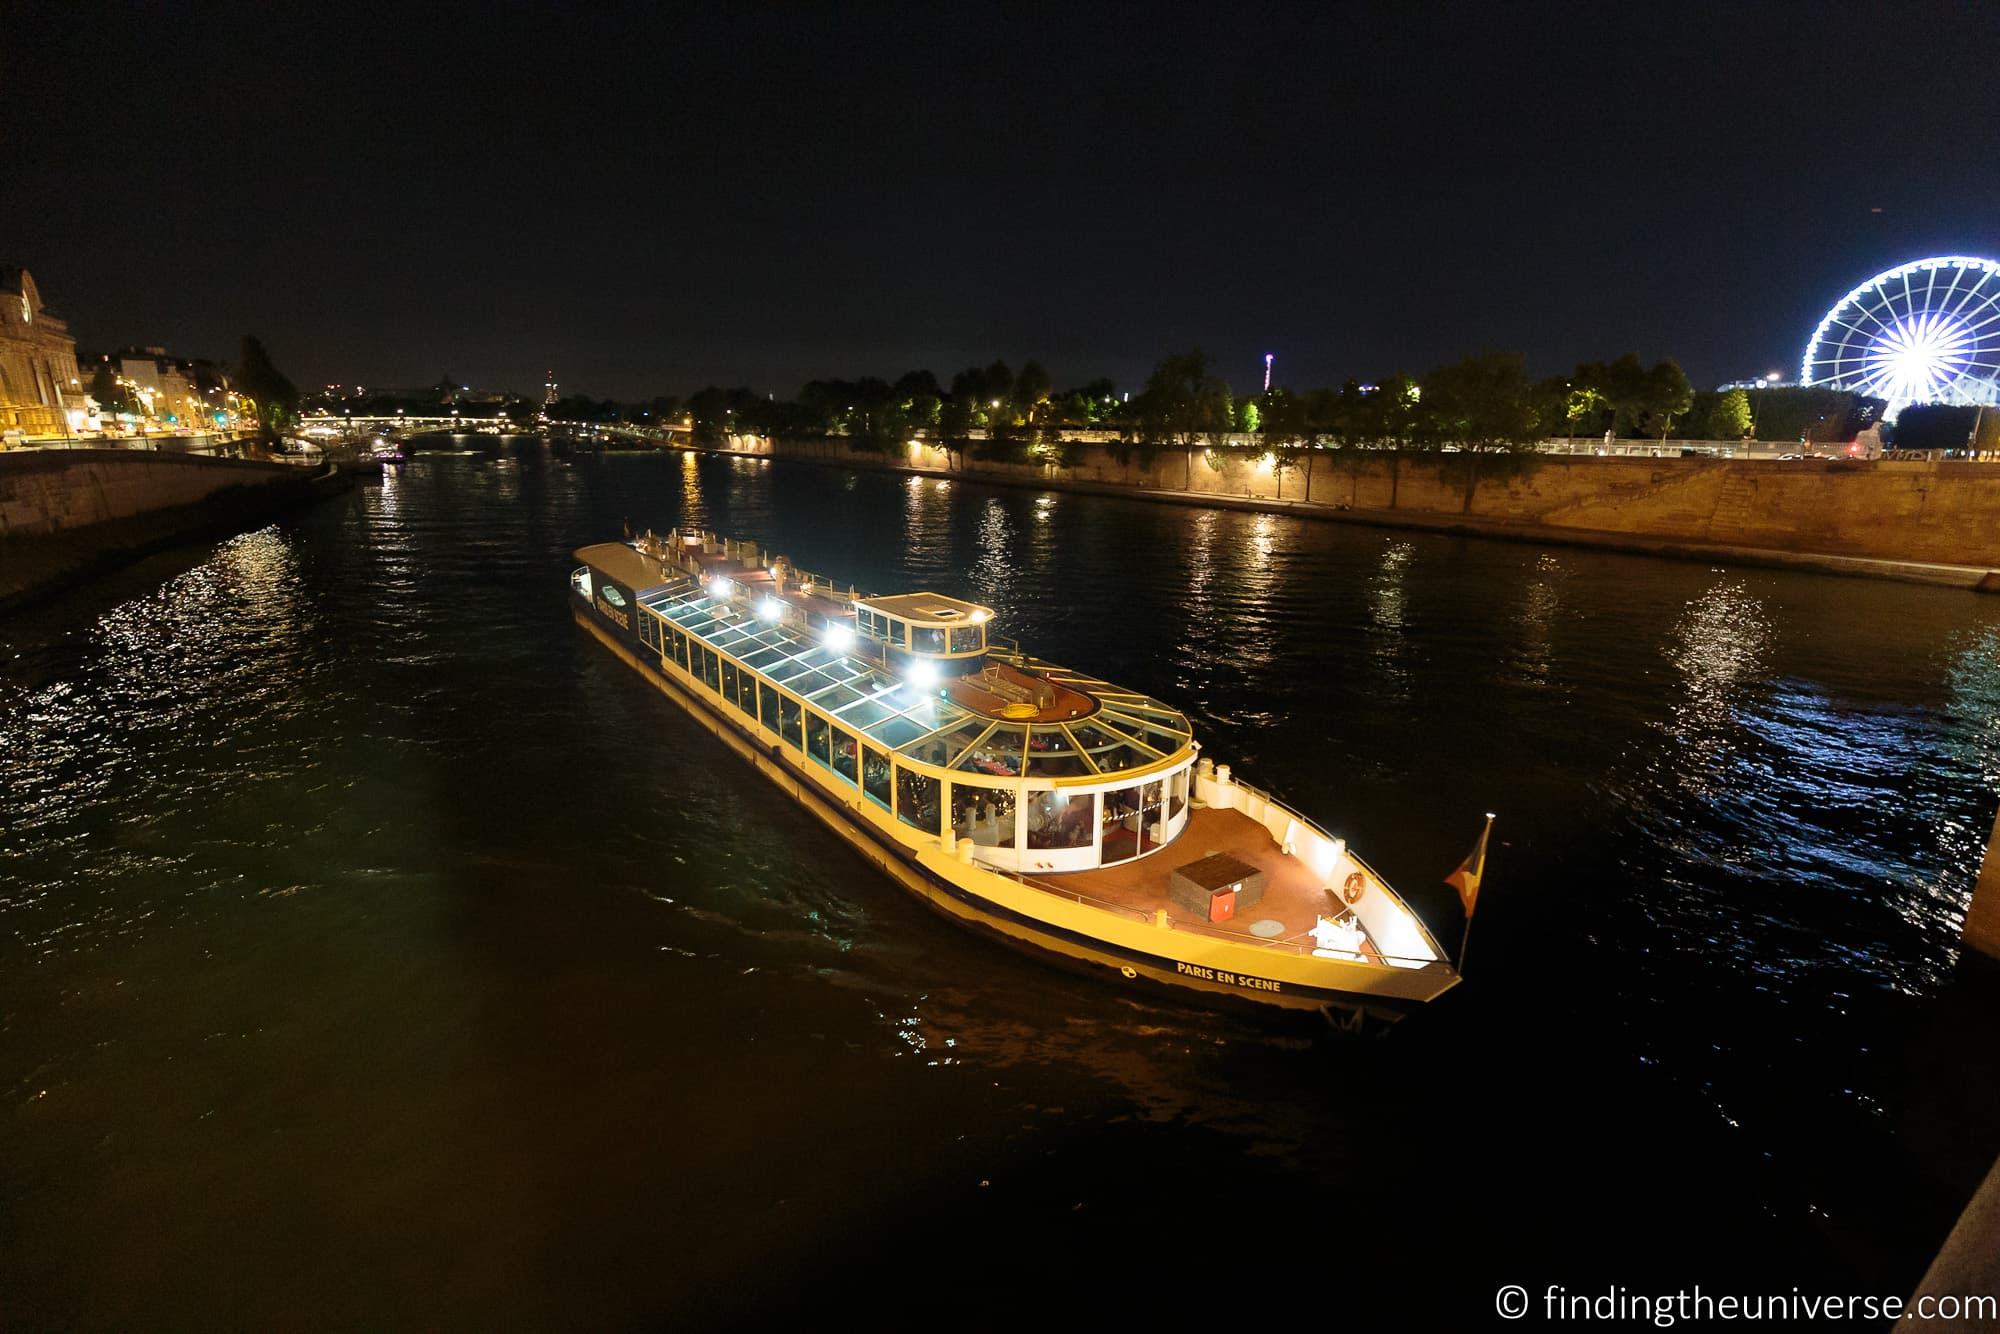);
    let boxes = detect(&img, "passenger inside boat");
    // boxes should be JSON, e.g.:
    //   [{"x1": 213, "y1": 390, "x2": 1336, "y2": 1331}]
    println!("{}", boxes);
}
[{"x1": 1023, "y1": 791, "x2": 1093, "y2": 849}]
